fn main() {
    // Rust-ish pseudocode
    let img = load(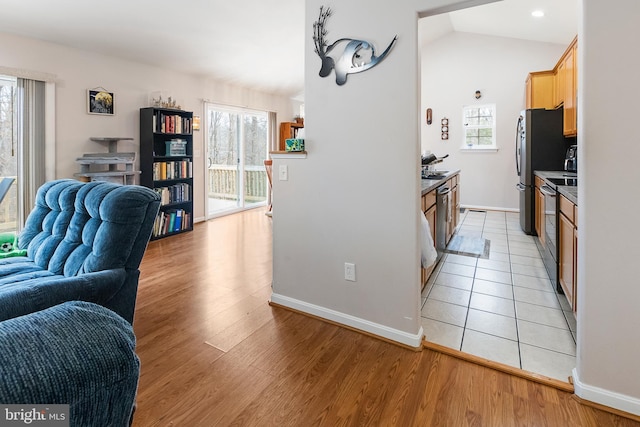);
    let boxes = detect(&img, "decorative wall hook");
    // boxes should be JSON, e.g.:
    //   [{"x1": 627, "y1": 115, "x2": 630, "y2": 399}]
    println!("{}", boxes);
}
[{"x1": 313, "y1": 6, "x2": 397, "y2": 86}]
